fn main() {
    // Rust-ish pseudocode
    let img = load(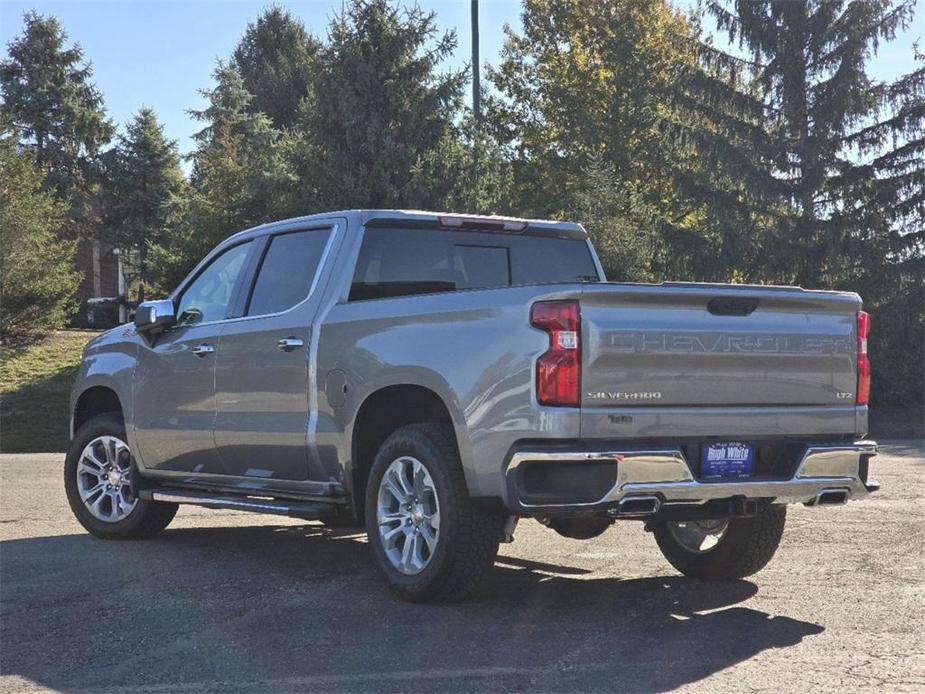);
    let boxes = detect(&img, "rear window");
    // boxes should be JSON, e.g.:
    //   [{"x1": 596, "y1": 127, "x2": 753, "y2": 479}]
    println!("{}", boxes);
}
[{"x1": 349, "y1": 228, "x2": 597, "y2": 301}]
